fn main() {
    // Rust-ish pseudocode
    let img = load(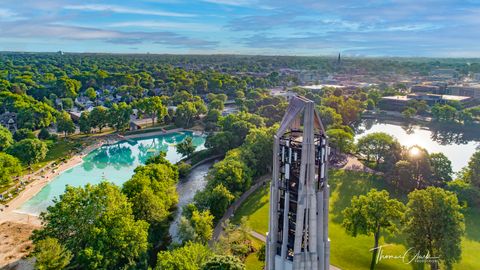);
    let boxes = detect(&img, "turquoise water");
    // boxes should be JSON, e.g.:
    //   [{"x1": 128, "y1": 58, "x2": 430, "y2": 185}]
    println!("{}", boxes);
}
[{"x1": 18, "y1": 131, "x2": 206, "y2": 215}]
